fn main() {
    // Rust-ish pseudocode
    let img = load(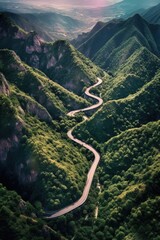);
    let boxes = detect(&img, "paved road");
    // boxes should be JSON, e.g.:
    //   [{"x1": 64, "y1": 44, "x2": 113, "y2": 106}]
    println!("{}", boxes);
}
[
  {"x1": 45, "y1": 78, "x2": 103, "y2": 219},
  {"x1": 68, "y1": 78, "x2": 103, "y2": 117}
]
